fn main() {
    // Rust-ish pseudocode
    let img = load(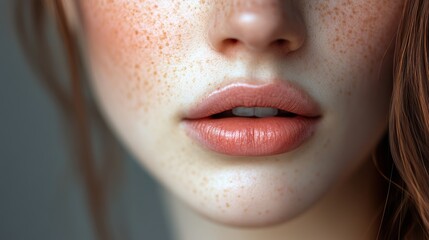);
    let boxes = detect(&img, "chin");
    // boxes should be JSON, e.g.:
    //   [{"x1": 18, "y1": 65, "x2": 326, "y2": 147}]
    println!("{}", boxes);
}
[
  {"x1": 179, "y1": 177, "x2": 323, "y2": 228},
  {"x1": 198, "y1": 197, "x2": 311, "y2": 228}
]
